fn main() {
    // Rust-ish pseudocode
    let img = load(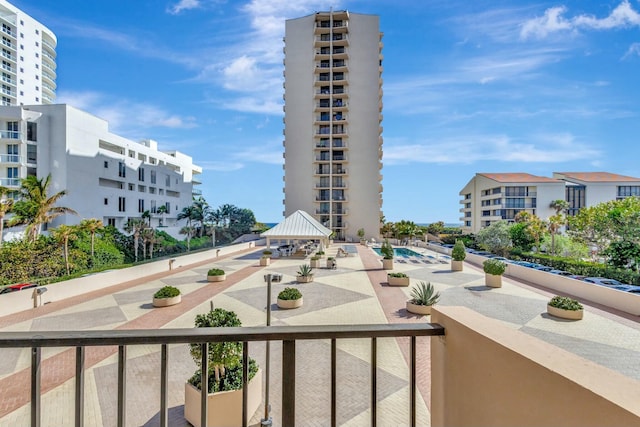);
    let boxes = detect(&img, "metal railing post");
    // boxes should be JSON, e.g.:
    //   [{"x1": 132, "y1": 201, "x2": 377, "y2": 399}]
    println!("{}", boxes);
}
[
  {"x1": 75, "y1": 346, "x2": 85, "y2": 427},
  {"x1": 31, "y1": 347, "x2": 41, "y2": 427},
  {"x1": 282, "y1": 339, "x2": 296, "y2": 426}
]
